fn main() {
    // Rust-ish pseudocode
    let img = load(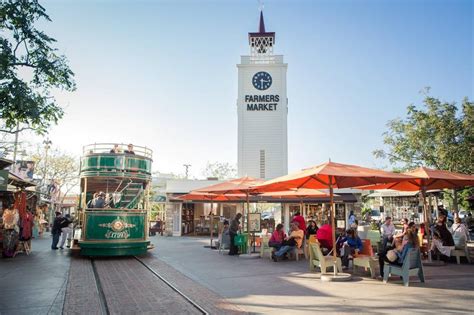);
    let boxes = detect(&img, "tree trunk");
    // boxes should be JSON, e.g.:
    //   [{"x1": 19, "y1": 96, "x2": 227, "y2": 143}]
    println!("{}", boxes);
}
[{"x1": 452, "y1": 189, "x2": 459, "y2": 213}]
